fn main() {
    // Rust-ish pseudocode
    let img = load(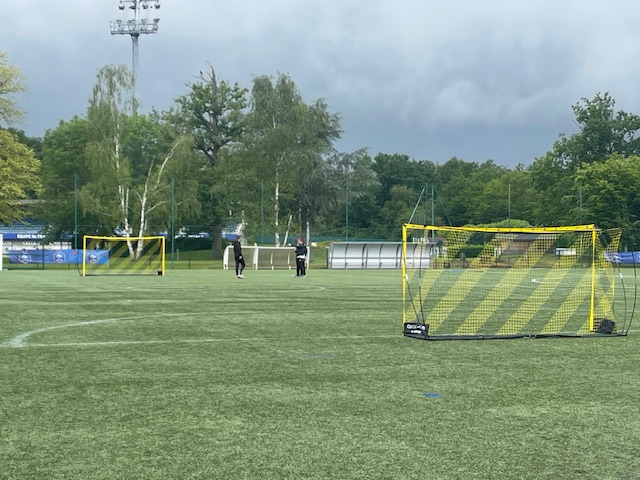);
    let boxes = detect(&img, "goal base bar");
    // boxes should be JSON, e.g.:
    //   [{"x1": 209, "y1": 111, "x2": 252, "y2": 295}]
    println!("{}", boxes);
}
[
  {"x1": 82, "y1": 270, "x2": 164, "y2": 277},
  {"x1": 403, "y1": 322, "x2": 627, "y2": 341}
]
